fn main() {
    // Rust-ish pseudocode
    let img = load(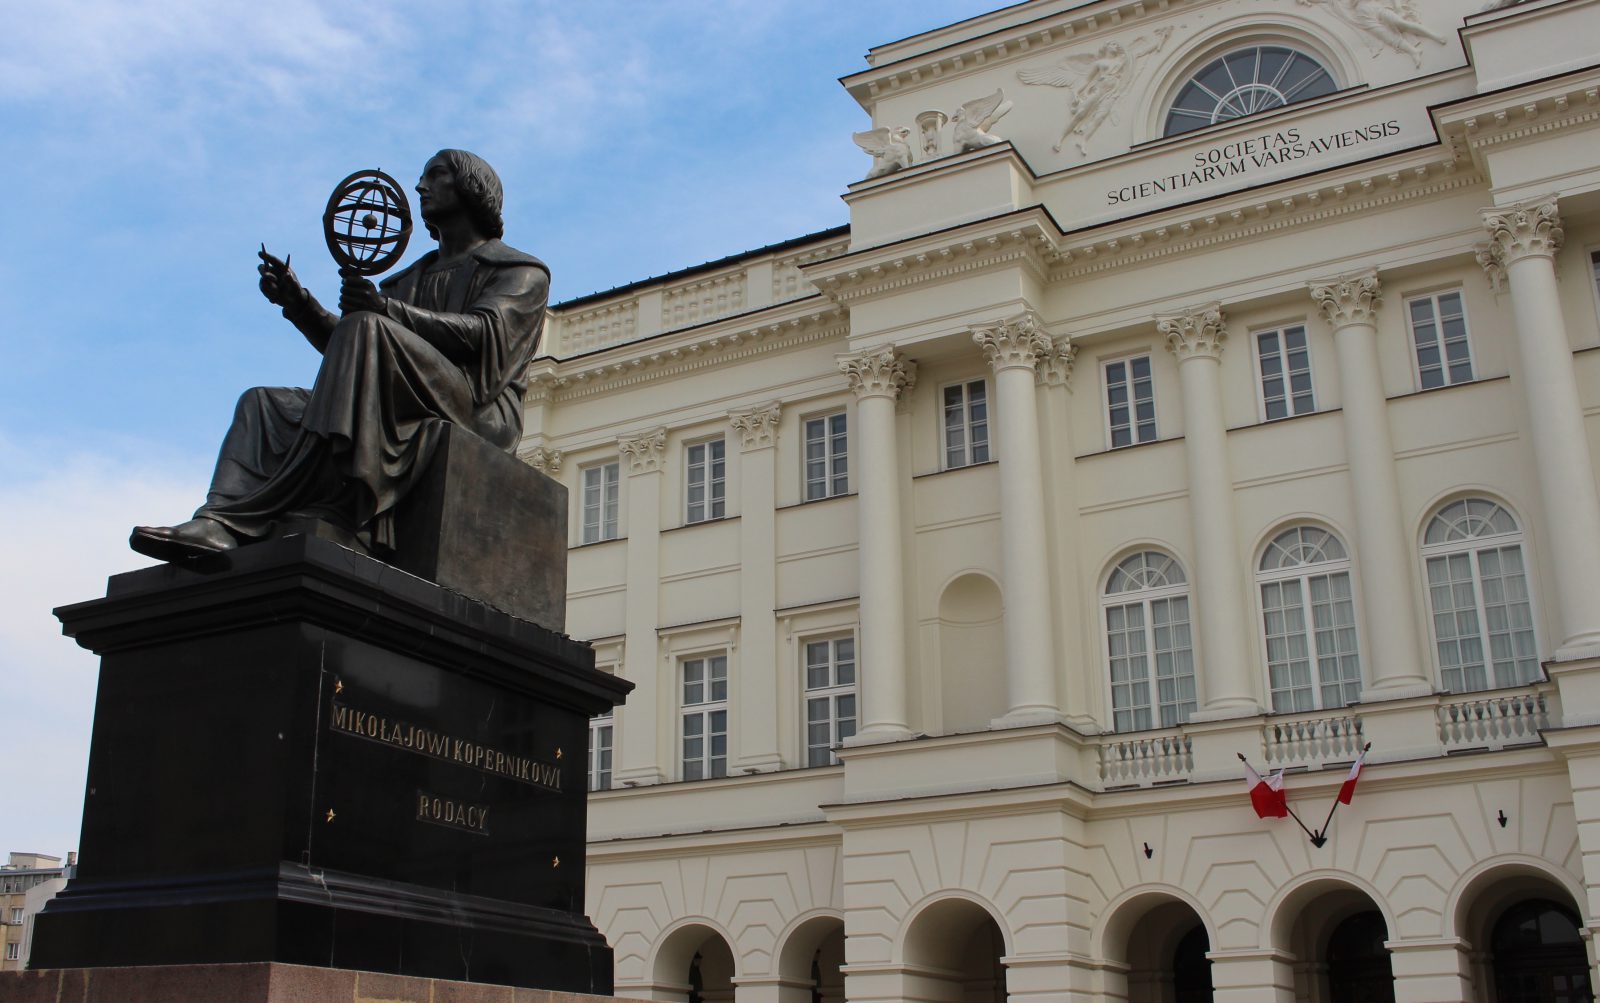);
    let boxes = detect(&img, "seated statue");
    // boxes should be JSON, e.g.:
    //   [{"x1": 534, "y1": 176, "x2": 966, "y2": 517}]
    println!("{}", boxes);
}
[{"x1": 131, "y1": 150, "x2": 550, "y2": 562}]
